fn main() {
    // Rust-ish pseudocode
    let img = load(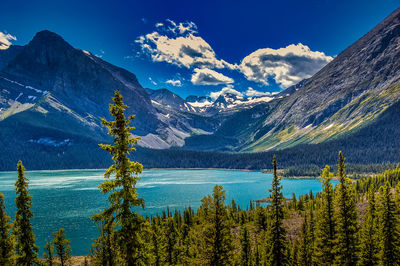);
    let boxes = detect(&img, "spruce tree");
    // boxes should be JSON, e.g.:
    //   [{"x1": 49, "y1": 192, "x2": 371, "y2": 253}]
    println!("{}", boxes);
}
[
  {"x1": 43, "y1": 240, "x2": 54, "y2": 266},
  {"x1": 0, "y1": 192, "x2": 14, "y2": 265},
  {"x1": 268, "y1": 155, "x2": 288, "y2": 265},
  {"x1": 298, "y1": 213, "x2": 312, "y2": 266},
  {"x1": 360, "y1": 186, "x2": 379, "y2": 265},
  {"x1": 90, "y1": 219, "x2": 117, "y2": 266},
  {"x1": 378, "y1": 182, "x2": 400, "y2": 265},
  {"x1": 165, "y1": 217, "x2": 179, "y2": 265},
  {"x1": 13, "y1": 160, "x2": 39, "y2": 265},
  {"x1": 92, "y1": 90, "x2": 148, "y2": 265},
  {"x1": 254, "y1": 206, "x2": 268, "y2": 231},
  {"x1": 313, "y1": 165, "x2": 336, "y2": 265},
  {"x1": 52, "y1": 228, "x2": 71, "y2": 266},
  {"x1": 334, "y1": 151, "x2": 359, "y2": 265},
  {"x1": 254, "y1": 240, "x2": 261, "y2": 266},
  {"x1": 151, "y1": 219, "x2": 163, "y2": 266},
  {"x1": 240, "y1": 225, "x2": 252, "y2": 266},
  {"x1": 201, "y1": 185, "x2": 233, "y2": 265}
]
